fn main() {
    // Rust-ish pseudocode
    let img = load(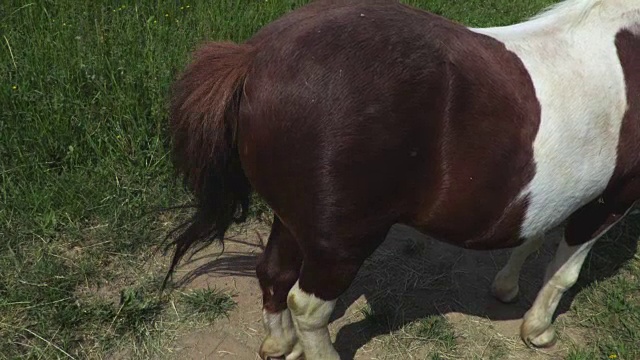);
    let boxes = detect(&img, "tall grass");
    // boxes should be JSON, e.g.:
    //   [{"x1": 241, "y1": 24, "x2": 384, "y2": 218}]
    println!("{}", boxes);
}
[
  {"x1": 2, "y1": 0, "x2": 639, "y2": 359},
  {"x1": 1, "y1": 1, "x2": 293, "y2": 357}
]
